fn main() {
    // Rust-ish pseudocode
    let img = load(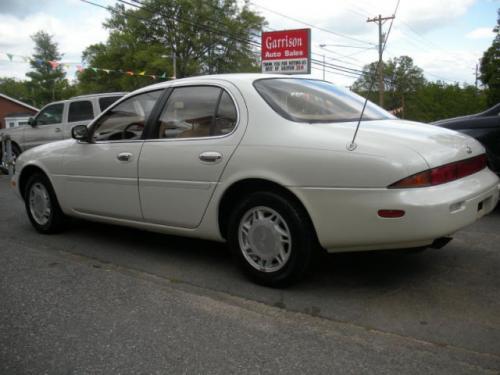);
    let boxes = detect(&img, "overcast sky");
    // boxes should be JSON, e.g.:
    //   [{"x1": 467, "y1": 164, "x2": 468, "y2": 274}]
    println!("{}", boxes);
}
[{"x1": 0, "y1": 0, "x2": 497, "y2": 87}]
